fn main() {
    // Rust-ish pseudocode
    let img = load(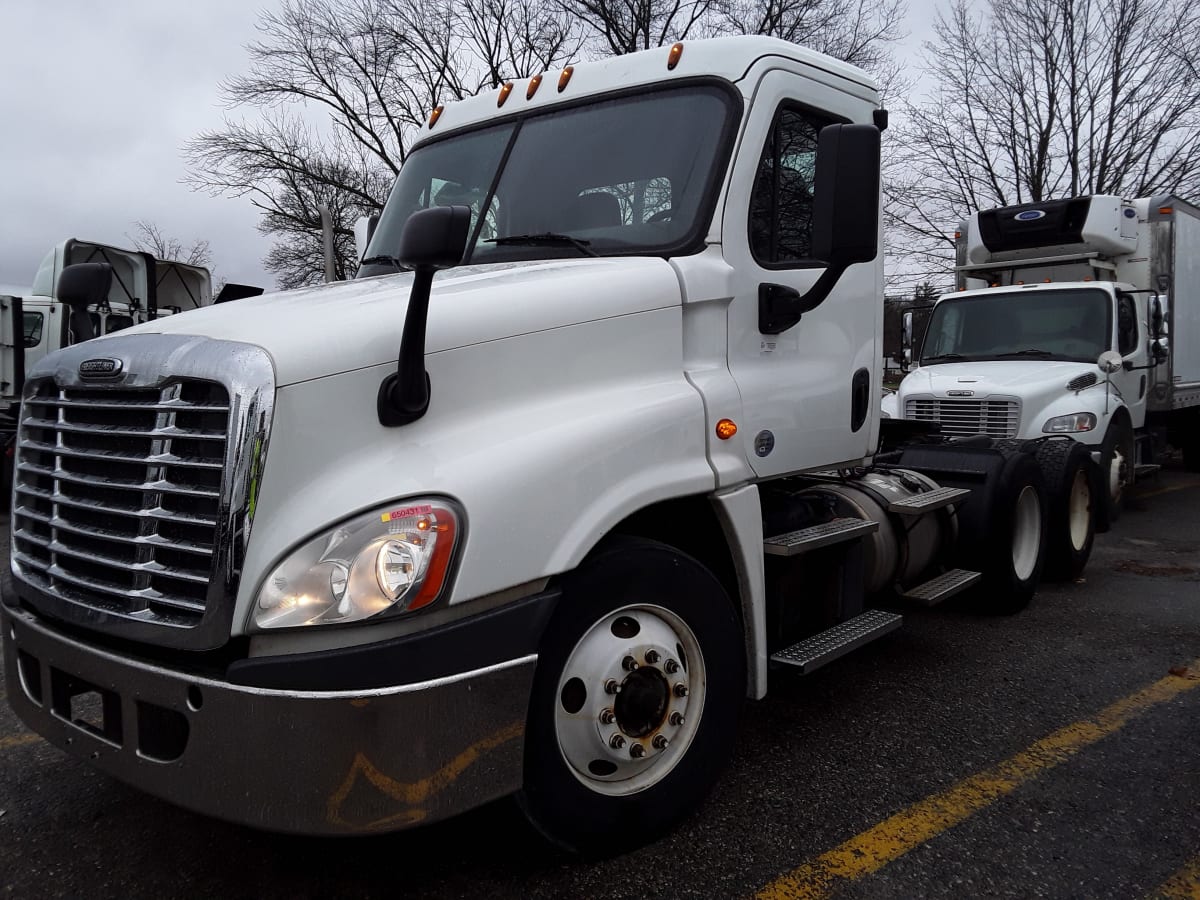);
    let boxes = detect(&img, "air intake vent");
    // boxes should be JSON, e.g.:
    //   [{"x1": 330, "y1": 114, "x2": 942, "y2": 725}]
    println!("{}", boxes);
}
[{"x1": 1067, "y1": 372, "x2": 1098, "y2": 392}]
